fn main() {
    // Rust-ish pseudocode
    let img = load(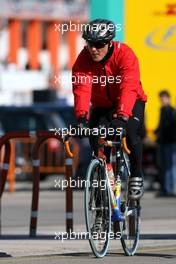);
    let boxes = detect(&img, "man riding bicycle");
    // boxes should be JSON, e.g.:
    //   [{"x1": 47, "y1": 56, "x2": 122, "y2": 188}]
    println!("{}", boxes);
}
[{"x1": 72, "y1": 19, "x2": 147, "y2": 200}]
